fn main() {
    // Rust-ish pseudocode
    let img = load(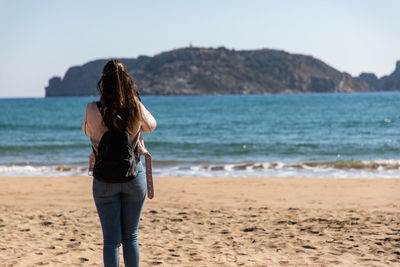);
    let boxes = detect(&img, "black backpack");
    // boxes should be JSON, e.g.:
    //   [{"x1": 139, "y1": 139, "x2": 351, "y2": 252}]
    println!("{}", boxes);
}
[{"x1": 92, "y1": 101, "x2": 138, "y2": 183}]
